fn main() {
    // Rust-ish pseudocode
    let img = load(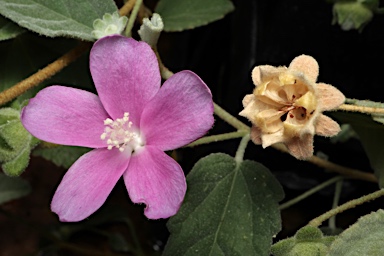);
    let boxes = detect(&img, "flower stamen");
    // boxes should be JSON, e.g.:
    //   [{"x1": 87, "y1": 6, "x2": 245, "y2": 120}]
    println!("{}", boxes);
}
[{"x1": 100, "y1": 112, "x2": 142, "y2": 152}]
